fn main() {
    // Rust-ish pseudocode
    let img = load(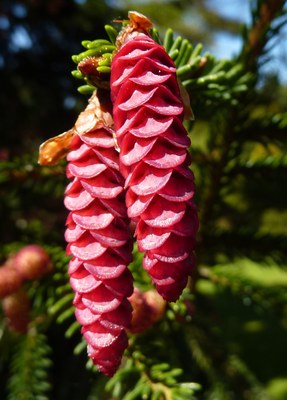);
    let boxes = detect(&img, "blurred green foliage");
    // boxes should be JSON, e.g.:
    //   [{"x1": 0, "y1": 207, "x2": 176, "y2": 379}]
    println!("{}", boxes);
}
[{"x1": 0, "y1": 1, "x2": 287, "y2": 399}]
